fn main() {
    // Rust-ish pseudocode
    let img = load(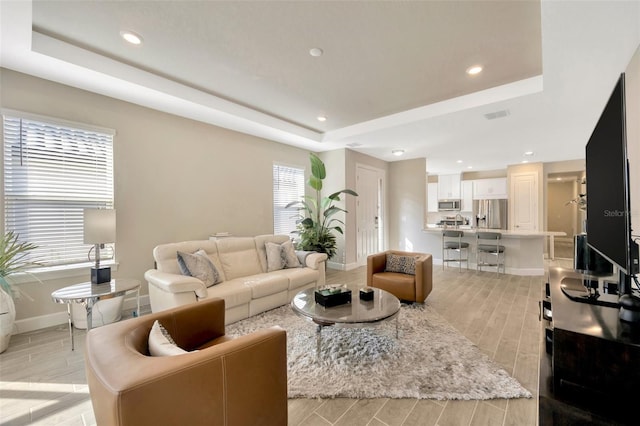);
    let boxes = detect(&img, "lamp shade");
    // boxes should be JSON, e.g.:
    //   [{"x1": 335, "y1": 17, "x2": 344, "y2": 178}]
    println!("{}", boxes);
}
[{"x1": 83, "y1": 209, "x2": 116, "y2": 244}]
